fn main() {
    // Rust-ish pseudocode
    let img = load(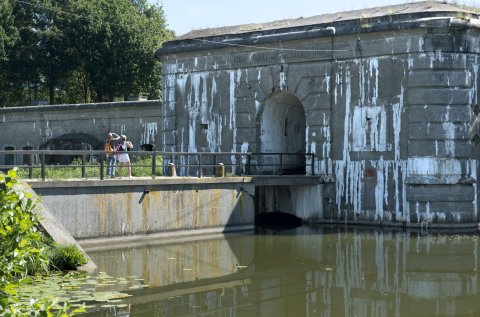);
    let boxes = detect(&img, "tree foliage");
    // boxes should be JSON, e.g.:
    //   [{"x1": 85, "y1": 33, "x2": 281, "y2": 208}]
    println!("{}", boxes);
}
[{"x1": 0, "y1": 0, "x2": 173, "y2": 107}]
